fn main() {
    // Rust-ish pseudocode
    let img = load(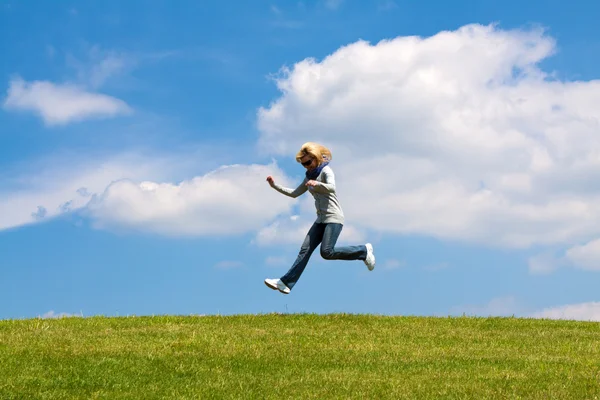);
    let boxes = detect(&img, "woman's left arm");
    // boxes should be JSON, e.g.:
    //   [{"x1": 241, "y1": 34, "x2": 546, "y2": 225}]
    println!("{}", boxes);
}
[{"x1": 312, "y1": 167, "x2": 336, "y2": 194}]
